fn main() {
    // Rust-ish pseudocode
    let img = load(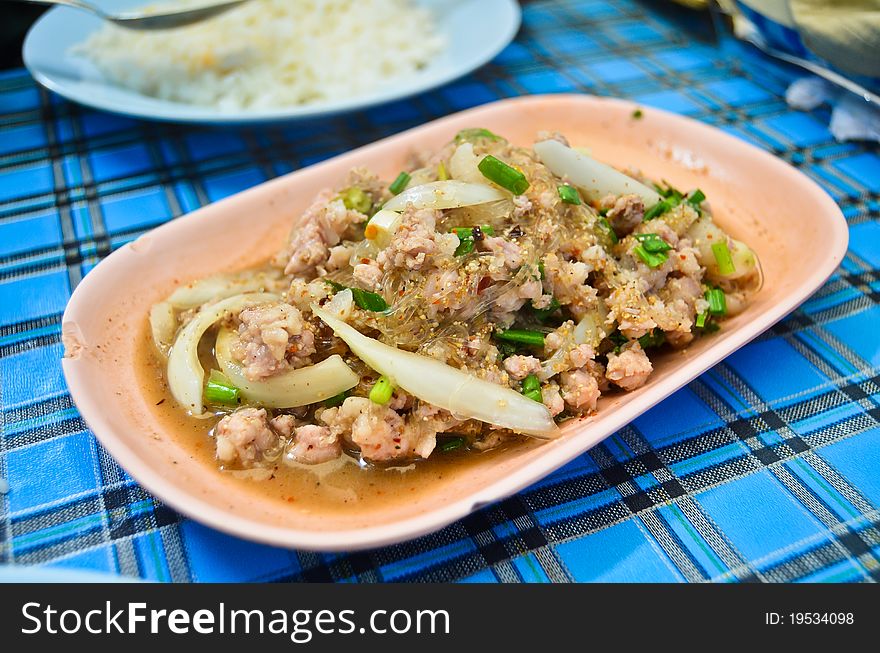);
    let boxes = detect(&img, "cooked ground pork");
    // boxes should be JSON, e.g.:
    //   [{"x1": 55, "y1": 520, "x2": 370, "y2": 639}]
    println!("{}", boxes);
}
[
  {"x1": 232, "y1": 303, "x2": 316, "y2": 380},
  {"x1": 214, "y1": 408, "x2": 278, "y2": 465},
  {"x1": 606, "y1": 342, "x2": 653, "y2": 391},
  {"x1": 159, "y1": 127, "x2": 758, "y2": 476}
]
